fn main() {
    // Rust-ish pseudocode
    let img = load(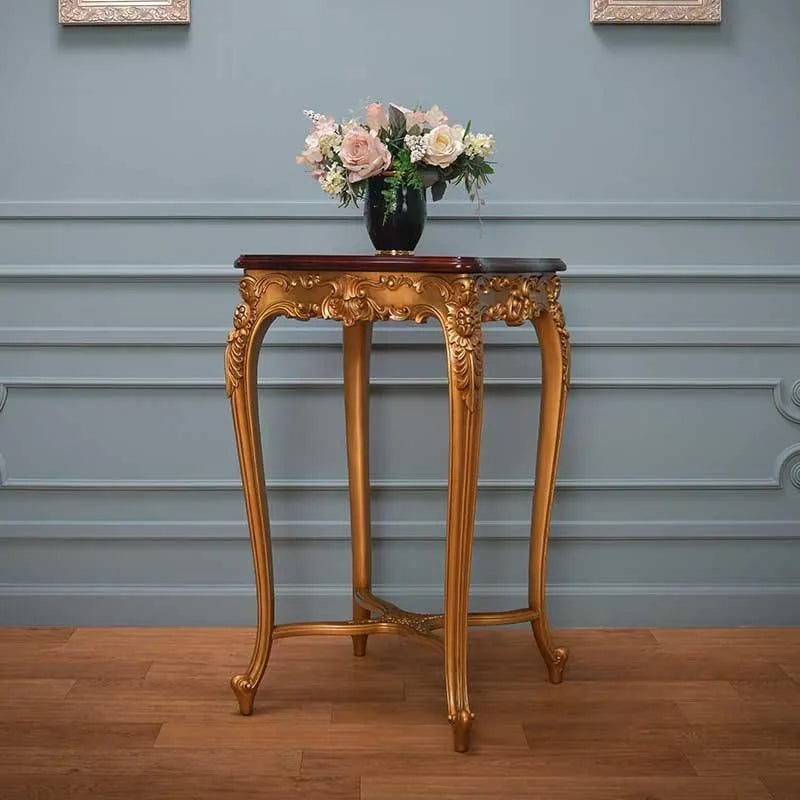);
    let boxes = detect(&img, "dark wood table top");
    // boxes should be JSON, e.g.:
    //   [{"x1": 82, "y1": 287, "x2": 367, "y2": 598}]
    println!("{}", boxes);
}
[{"x1": 235, "y1": 255, "x2": 565, "y2": 274}]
